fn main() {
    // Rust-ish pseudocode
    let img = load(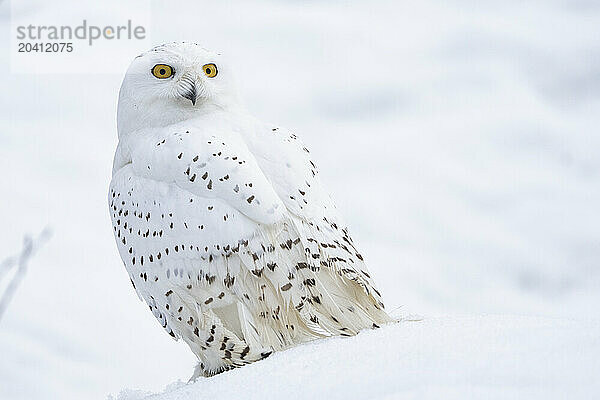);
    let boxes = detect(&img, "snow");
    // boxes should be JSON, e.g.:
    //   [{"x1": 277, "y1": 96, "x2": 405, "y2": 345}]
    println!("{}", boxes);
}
[
  {"x1": 1, "y1": 0, "x2": 599, "y2": 399},
  {"x1": 114, "y1": 316, "x2": 600, "y2": 400}
]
